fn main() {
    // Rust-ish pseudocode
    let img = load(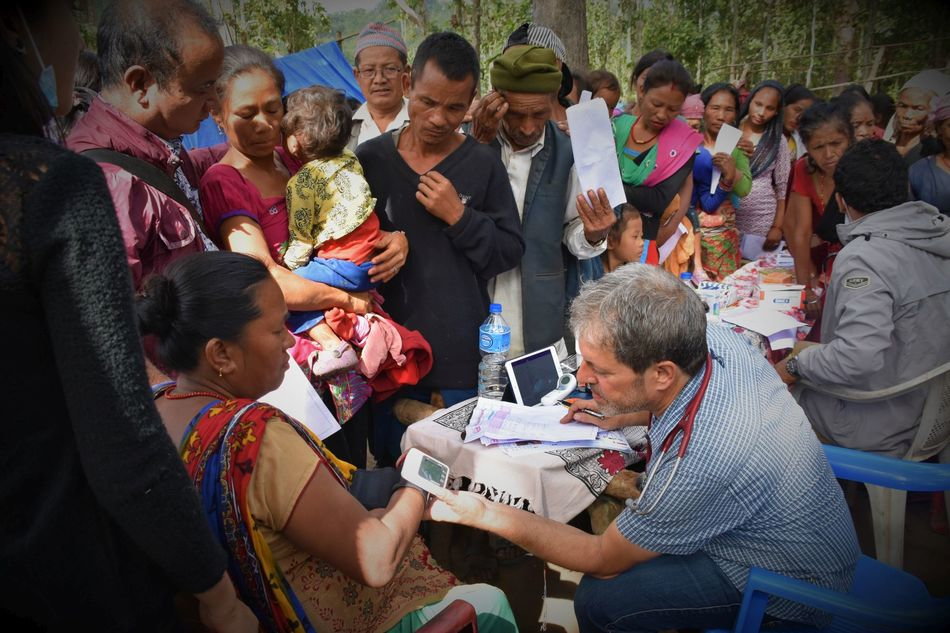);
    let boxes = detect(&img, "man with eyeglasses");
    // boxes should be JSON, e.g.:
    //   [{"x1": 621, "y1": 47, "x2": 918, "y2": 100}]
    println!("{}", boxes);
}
[{"x1": 349, "y1": 22, "x2": 411, "y2": 150}]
